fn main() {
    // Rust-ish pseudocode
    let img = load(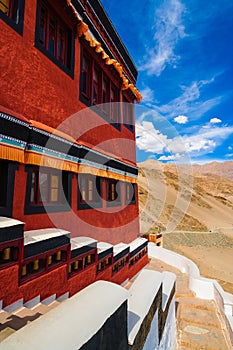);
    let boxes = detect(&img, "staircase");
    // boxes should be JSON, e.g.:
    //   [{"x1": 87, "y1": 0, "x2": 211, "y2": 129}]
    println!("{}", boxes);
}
[
  {"x1": 0, "y1": 300, "x2": 60, "y2": 342},
  {"x1": 146, "y1": 257, "x2": 232, "y2": 350}
]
